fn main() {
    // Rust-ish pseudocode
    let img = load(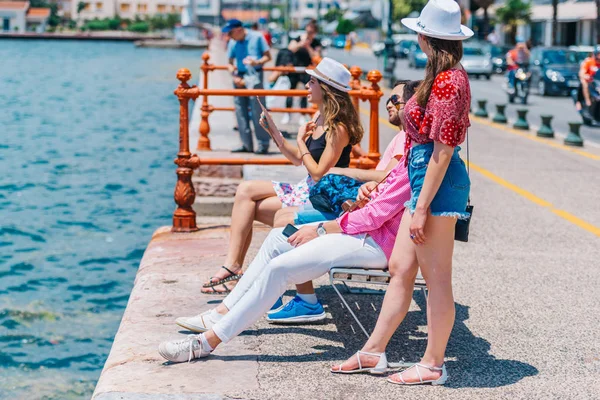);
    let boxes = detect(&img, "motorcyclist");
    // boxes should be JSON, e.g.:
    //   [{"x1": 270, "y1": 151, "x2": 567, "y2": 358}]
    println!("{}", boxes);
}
[
  {"x1": 576, "y1": 46, "x2": 600, "y2": 119},
  {"x1": 506, "y1": 39, "x2": 531, "y2": 92}
]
